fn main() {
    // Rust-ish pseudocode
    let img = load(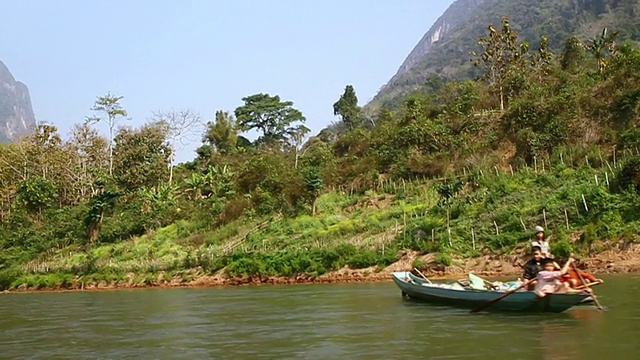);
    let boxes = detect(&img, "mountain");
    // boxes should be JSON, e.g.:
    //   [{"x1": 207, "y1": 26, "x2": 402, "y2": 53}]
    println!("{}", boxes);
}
[
  {"x1": 0, "y1": 60, "x2": 36, "y2": 142},
  {"x1": 368, "y1": 0, "x2": 640, "y2": 111}
]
